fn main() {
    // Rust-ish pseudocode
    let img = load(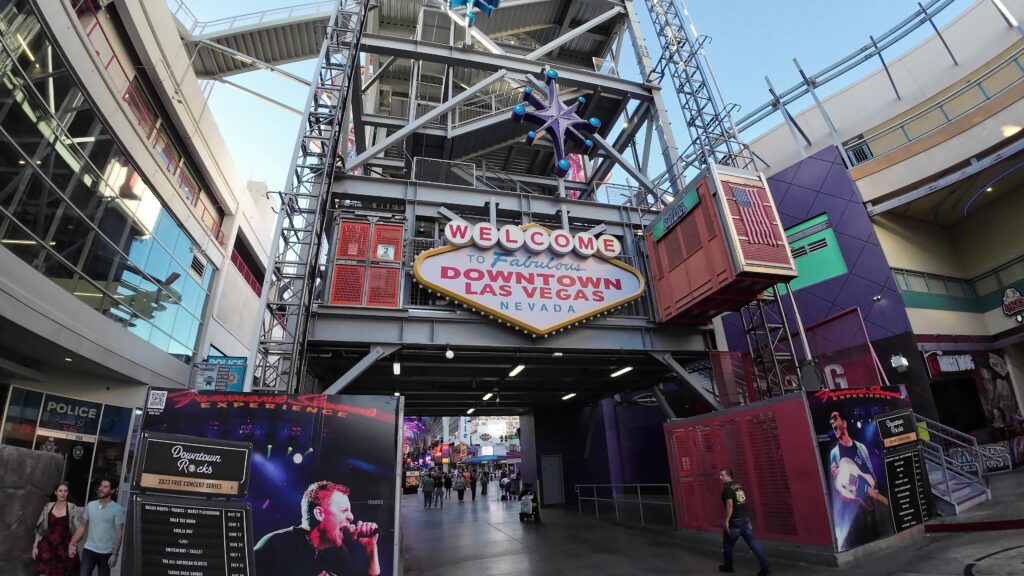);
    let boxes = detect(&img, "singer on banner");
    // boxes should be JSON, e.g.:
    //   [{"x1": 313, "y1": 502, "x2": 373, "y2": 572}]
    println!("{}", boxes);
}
[{"x1": 254, "y1": 481, "x2": 380, "y2": 576}]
